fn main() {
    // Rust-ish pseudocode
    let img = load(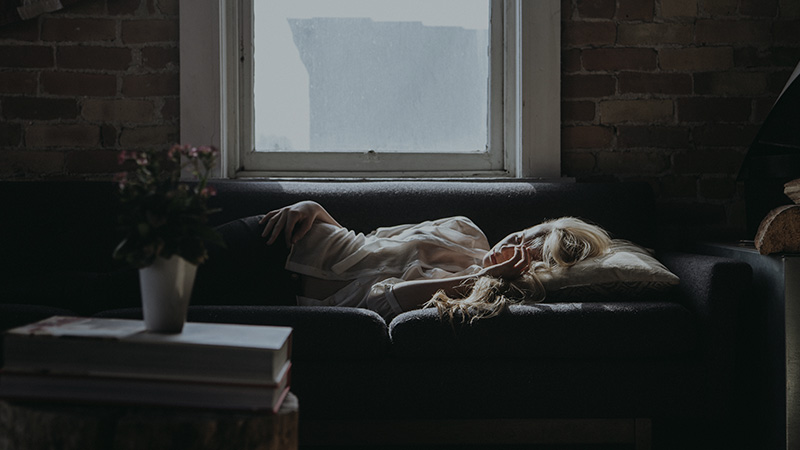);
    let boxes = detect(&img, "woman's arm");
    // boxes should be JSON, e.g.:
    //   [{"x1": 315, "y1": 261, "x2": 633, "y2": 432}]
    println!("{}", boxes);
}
[
  {"x1": 391, "y1": 245, "x2": 532, "y2": 312},
  {"x1": 259, "y1": 201, "x2": 342, "y2": 246}
]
